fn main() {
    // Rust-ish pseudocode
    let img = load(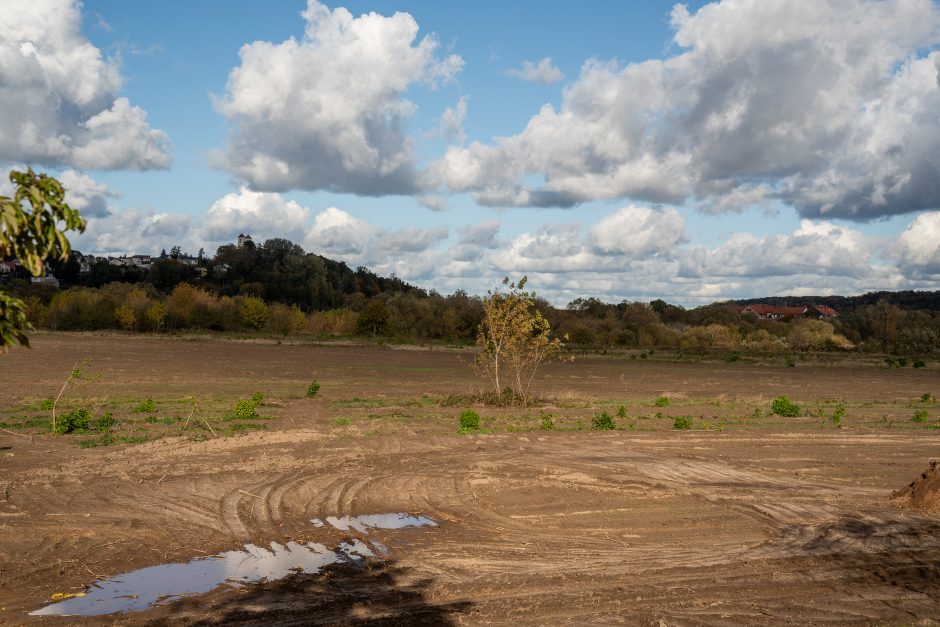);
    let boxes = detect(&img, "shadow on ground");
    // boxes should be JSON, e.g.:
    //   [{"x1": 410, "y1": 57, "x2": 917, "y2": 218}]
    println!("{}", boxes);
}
[{"x1": 147, "y1": 559, "x2": 473, "y2": 626}]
